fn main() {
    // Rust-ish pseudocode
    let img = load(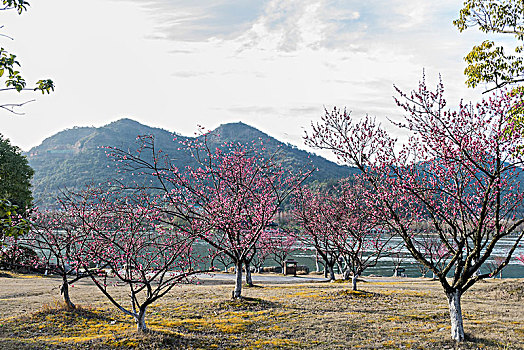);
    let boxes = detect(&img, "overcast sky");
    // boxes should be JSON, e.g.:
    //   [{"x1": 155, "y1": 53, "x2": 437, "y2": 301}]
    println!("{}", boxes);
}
[{"x1": 0, "y1": 0, "x2": 492, "y2": 153}]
